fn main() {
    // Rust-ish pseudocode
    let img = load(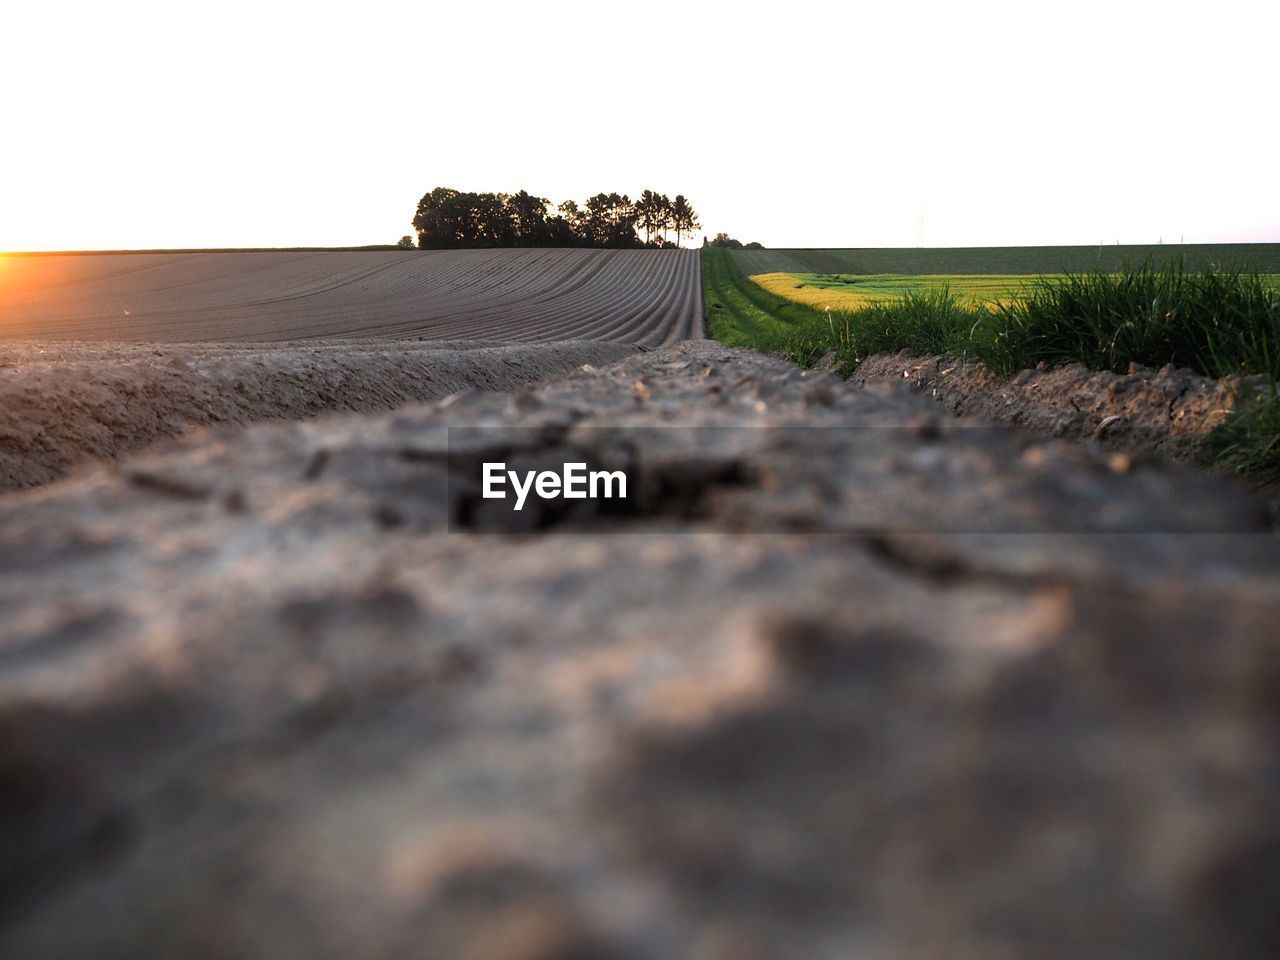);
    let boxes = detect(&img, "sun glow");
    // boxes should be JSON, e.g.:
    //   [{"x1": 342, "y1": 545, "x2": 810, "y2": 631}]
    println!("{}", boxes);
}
[{"x1": 0, "y1": 255, "x2": 75, "y2": 309}]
